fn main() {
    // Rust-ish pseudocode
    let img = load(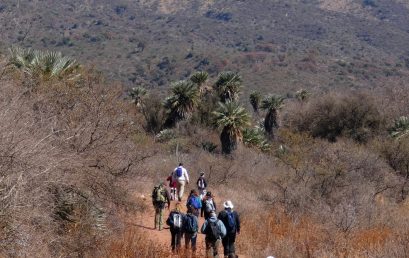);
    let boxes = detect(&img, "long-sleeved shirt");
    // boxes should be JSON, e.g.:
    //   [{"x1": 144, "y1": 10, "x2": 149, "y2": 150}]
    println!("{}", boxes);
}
[
  {"x1": 197, "y1": 176, "x2": 207, "y2": 190},
  {"x1": 173, "y1": 166, "x2": 189, "y2": 182},
  {"x1": 201, "y1": 216, "x2": 226, "y2": 239},
  {"x1": 152, "y1": 186, "x2": 171, "y2": 208}
]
